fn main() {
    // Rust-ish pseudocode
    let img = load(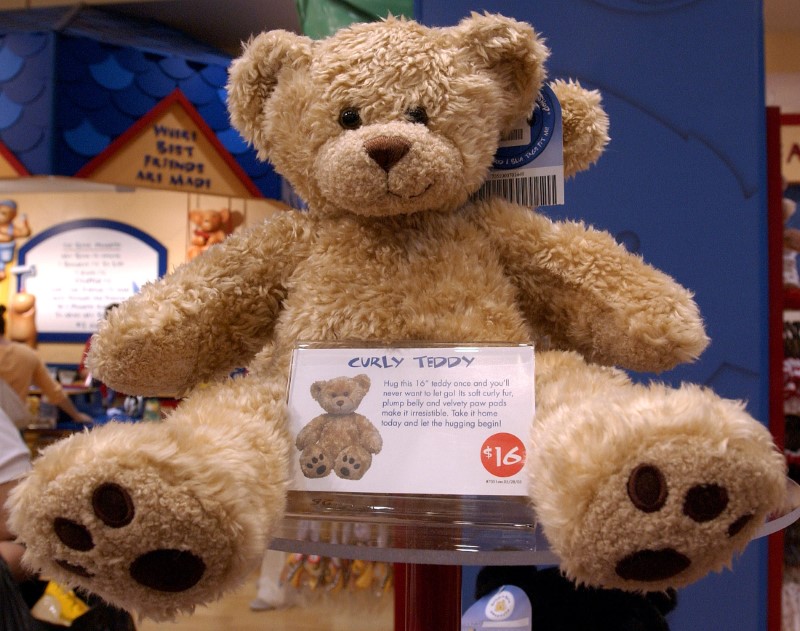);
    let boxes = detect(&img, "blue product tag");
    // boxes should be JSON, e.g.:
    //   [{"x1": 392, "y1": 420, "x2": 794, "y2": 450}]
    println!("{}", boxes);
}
[
  {"x1": 461, "y1": 584, "x2": 532, "y2": 630},
  {"x1": 474, "y1": 84, "x2": 564, "y2": 207}
]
